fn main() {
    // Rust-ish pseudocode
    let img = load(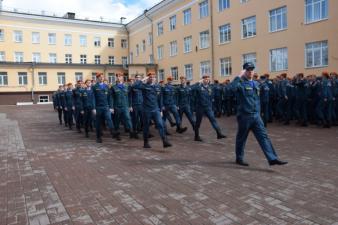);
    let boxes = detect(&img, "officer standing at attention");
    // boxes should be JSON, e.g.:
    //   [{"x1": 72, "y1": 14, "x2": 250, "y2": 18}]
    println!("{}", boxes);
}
[
  {"x1": 64, "y1": 83, "x2": 75, "y2": 130},
  {"x1": 176, "y1": 76, "x2": 196, "y2": 130},
  {"x1": 161, "y1": 77, "x2": 187, "y2": 134},
  {"x1": 193, "y1": 75, "x2": 226, "y2": 142},
  {"x1": 111, "y1": 73, "x2": 138, "y2": 140},
  {"x1": 92, "y1": 73, "x2": 119, "y2": 143},
  {"x1": 133, "y1": 73, "x2": 172, "y2": 149},
  {"x1": 231, "y1": 62, "x2": 288, "y2": 166},
  {"x1": 55, "y1": 85, "x2": 64, "y2": 125},
  {"x1": 259, "y1": 75, "x2": 270, "y2": 127},
  {"x1": 73, "y1": 80, "x2": 84, "y2": 133},
  {"x1": 82, "y1": 79, "x2": 94, "y2": 138},
  {"x1": 130, "y1": 74, "x2": 144, "y2": 135}
]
